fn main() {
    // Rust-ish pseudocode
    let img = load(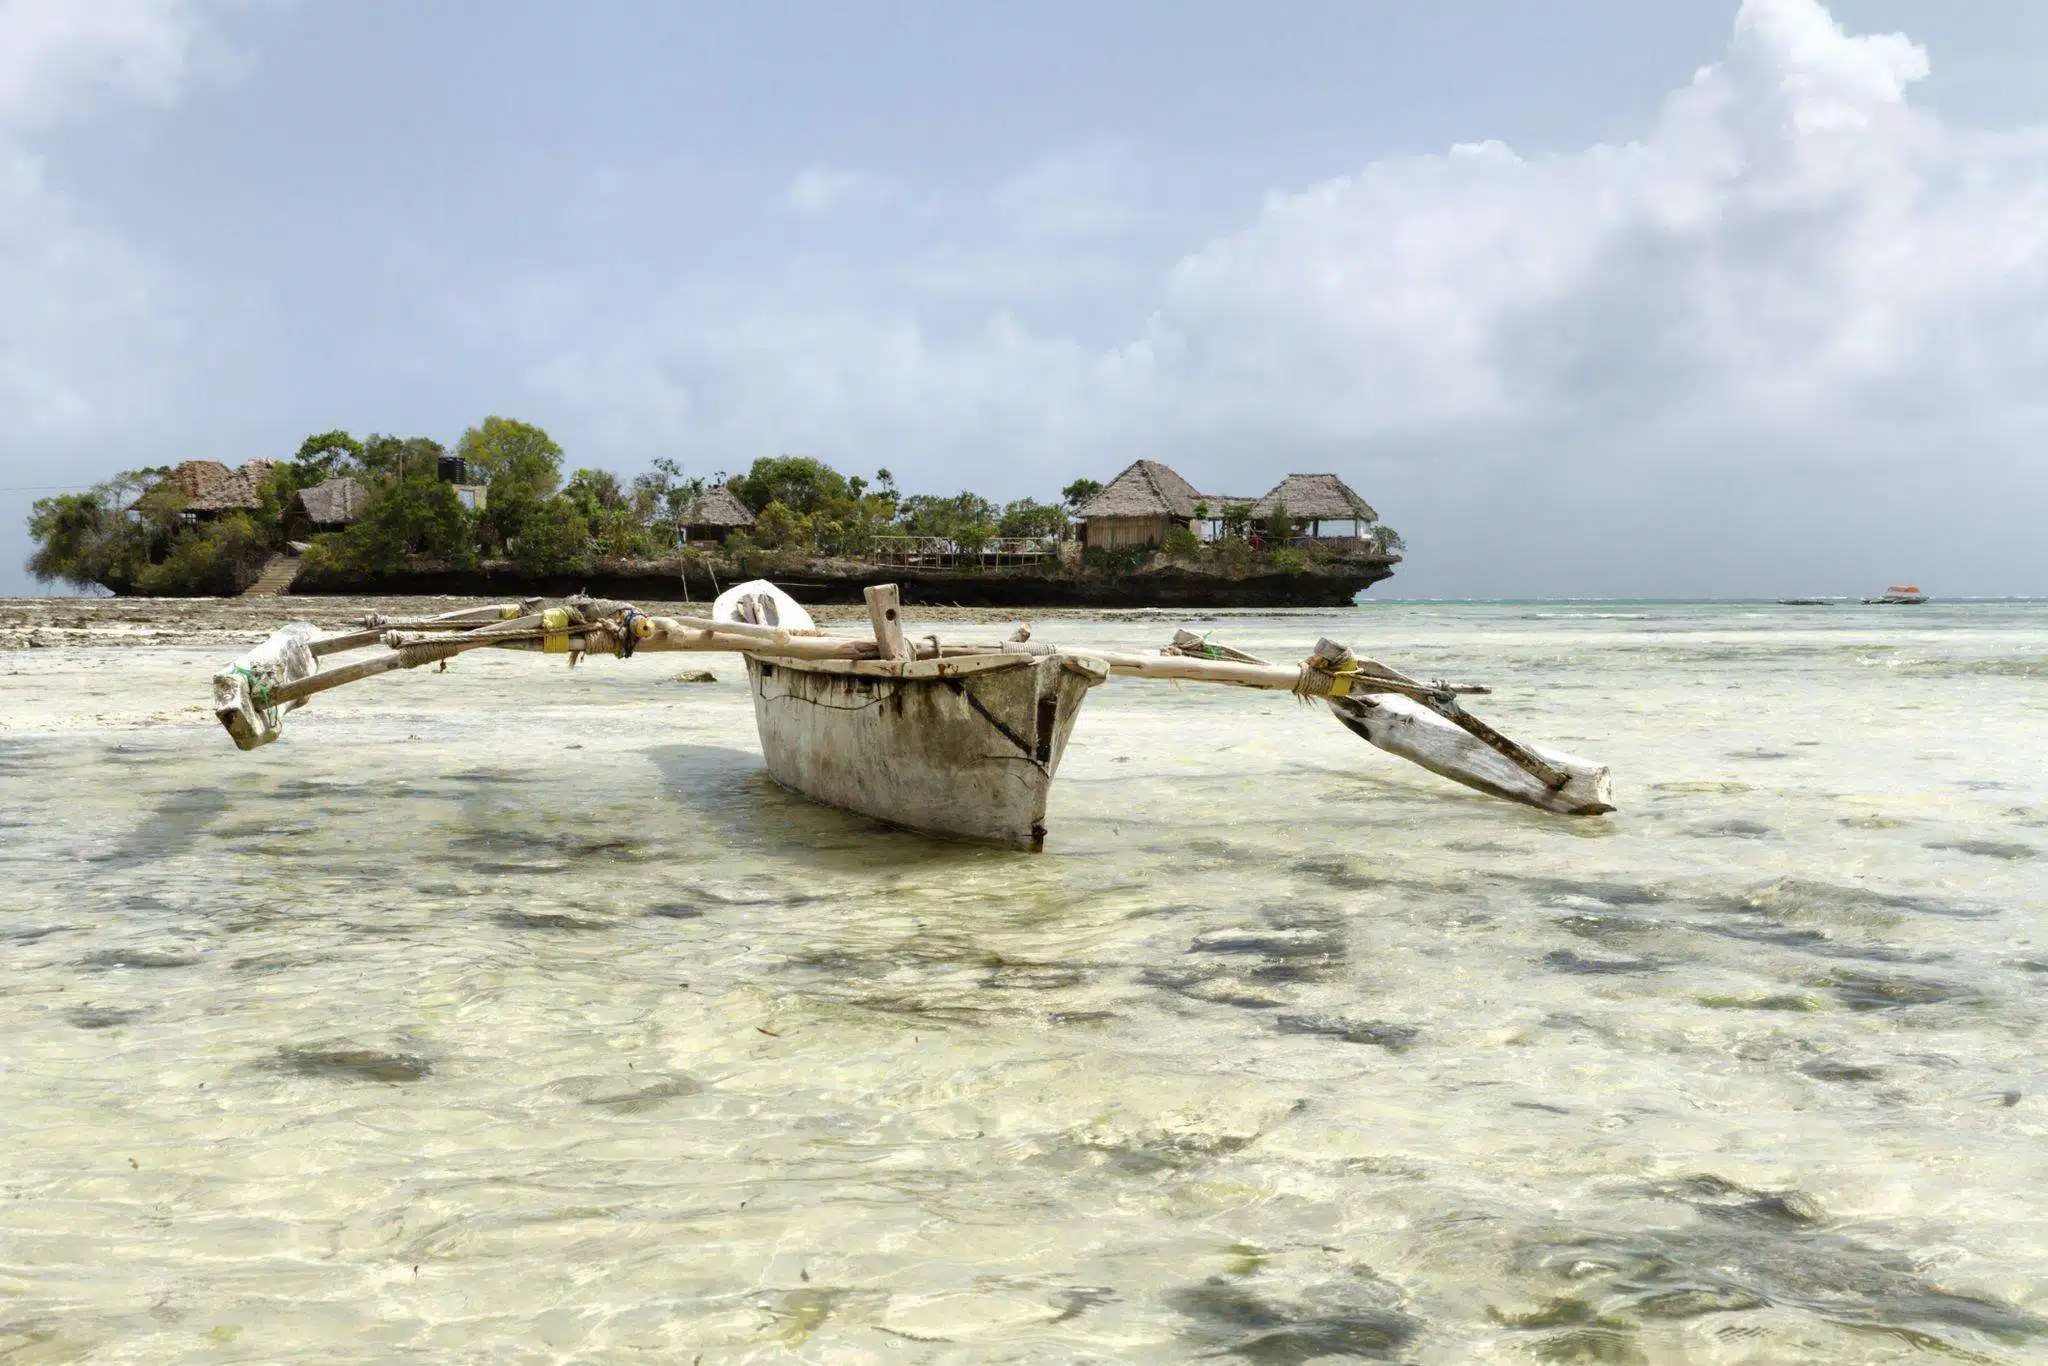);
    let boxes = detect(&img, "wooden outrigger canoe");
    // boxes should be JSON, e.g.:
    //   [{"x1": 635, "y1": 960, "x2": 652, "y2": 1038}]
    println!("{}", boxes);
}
[{"x1": 211, "y1": 580, "x2": 1614, "y2": 849}]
